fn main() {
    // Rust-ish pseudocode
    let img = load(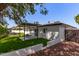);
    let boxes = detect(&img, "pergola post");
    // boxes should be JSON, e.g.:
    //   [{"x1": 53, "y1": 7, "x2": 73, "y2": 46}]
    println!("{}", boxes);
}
[
  {"x1": 24, "y1": 23, "x2": 26, "y2": 40},
  {"x1": 36, "y1": 23, "x2": 39, "y2": 39},
  {"x1": 19, "y1": 25, "x2": 20, "y2": 37}
]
